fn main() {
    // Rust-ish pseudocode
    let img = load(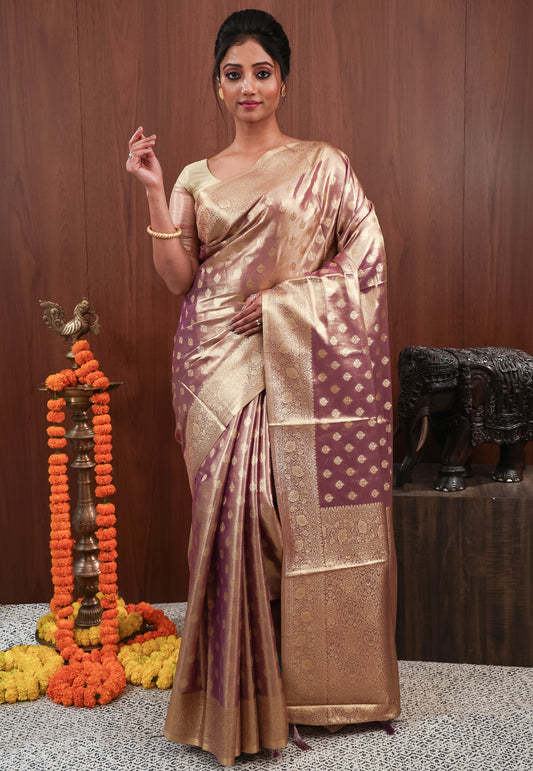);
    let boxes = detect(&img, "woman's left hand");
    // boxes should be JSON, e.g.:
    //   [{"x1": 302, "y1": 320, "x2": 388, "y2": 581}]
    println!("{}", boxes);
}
[{"x1": 230, "y1": 292, "x2": 263, "y2": 336}]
